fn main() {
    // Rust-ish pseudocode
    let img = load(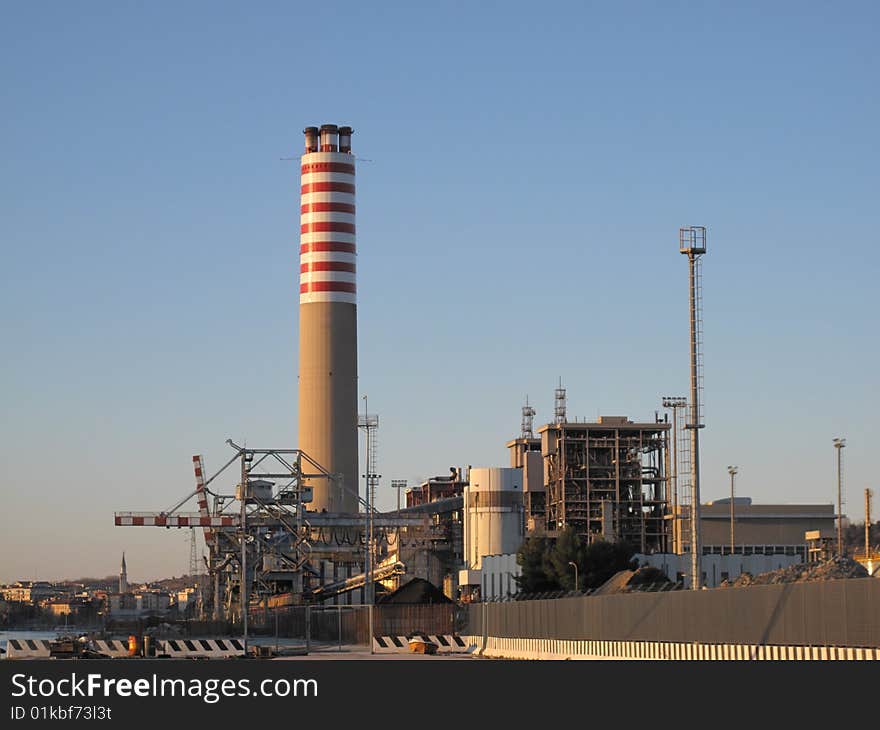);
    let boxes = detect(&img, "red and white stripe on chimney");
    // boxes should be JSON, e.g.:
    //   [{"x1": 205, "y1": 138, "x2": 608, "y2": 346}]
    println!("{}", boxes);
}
[{"x1": 299, "y1": 124, "x2": 356, "y2": 304}]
